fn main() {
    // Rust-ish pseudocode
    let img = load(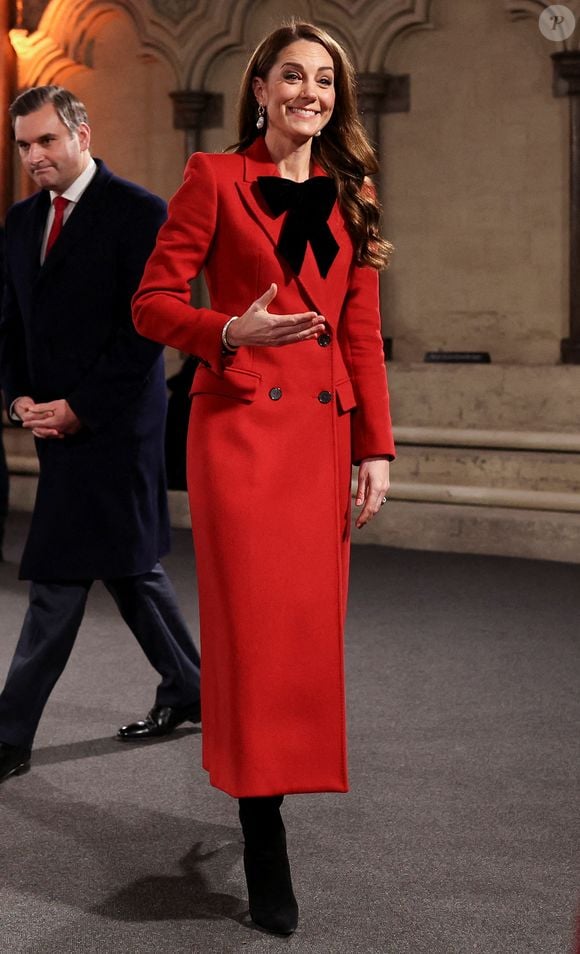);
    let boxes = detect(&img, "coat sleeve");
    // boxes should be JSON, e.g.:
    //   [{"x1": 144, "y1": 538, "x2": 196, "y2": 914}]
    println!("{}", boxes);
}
[
  {"x1": 132, "y1": 152, "x2": 232, "y2": 373},
  {"x1": 66, "y1": 193, "x2": 167, "y2": 431},
  {"x1": 338, "y1": 263, "x2": 396, "y2": 464},
  {"x1": 0, "y1": 216, "x2": 32, "y2": 410}
]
